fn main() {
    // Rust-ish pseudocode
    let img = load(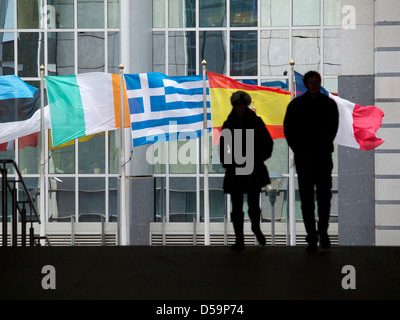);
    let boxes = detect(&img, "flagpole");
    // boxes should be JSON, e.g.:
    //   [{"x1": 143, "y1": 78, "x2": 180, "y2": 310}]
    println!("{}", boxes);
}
[
  {"x1": 202, "y1": 59, "x2": 210, "y2": 246},
  {"x1": 289, "y1": 60, "x2": 296, "y2": 246},
  {"x1": 39, "y1": 65, "x2": 46, "y2": 245},
  {"x1": 119, "y1": 64, "x2": 128, "y2": 246}
]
